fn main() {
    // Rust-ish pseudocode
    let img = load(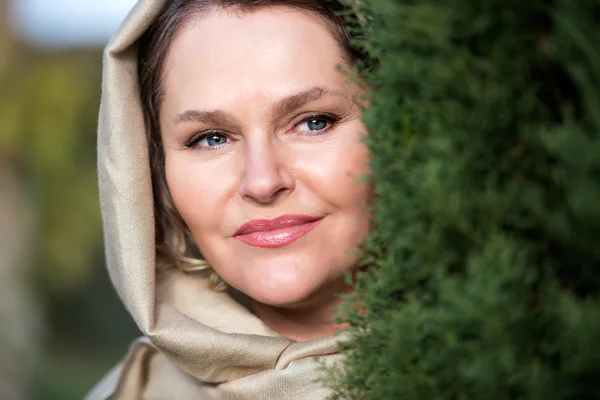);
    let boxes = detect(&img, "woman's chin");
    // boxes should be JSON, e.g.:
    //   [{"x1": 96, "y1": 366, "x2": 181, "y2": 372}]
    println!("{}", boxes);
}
[
  {"x1": 248, "y1": 284, "x2": 314, "y2": 308},
  {"x1": 243, "y1": 272, "x2": 323, "y2": 308}
]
